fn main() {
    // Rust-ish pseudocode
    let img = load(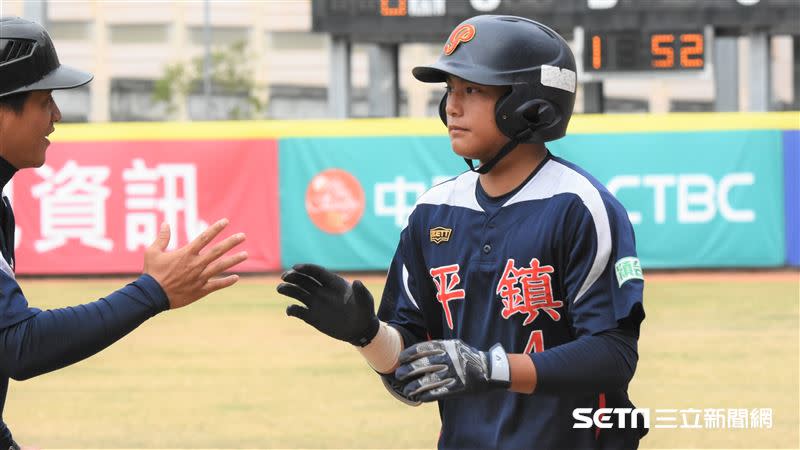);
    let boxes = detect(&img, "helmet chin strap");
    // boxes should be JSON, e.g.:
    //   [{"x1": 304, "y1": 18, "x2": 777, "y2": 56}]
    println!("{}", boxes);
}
[{"x1": 464, "y1": 128, "x2": 534, "y2": 174}]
